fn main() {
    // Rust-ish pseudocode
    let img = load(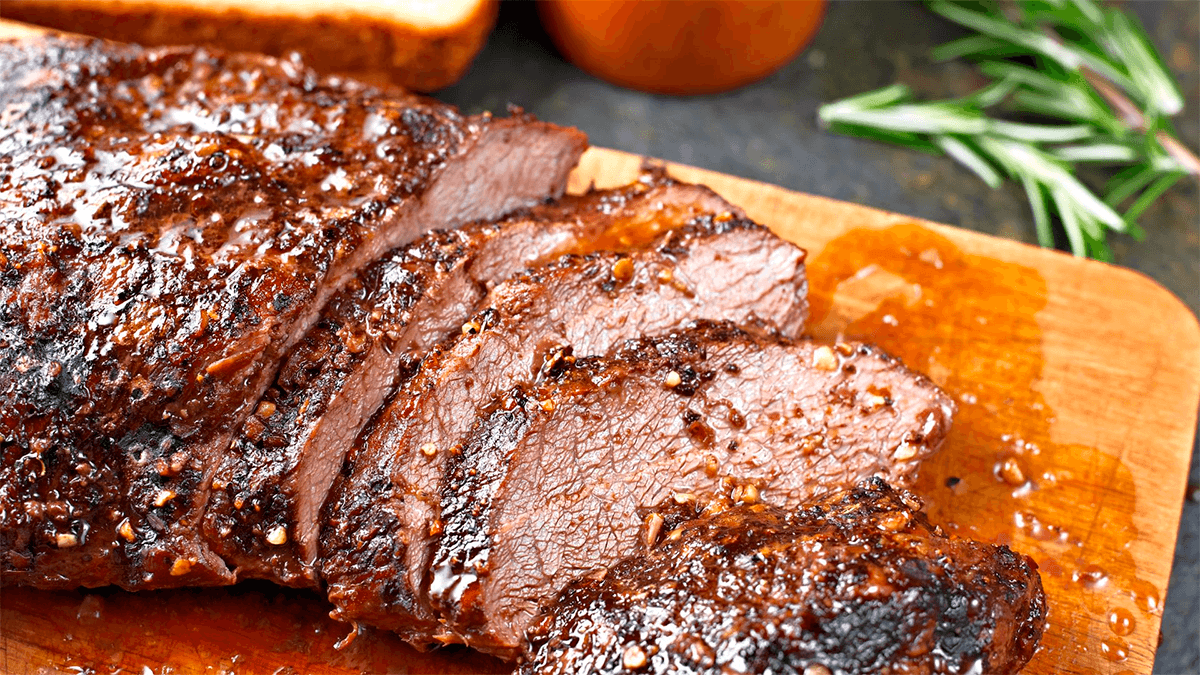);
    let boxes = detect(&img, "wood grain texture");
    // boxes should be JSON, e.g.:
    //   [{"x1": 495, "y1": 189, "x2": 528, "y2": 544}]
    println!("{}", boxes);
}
[{"x1": 0, "y1": 78, "x2": 1196, "y2": 671}]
